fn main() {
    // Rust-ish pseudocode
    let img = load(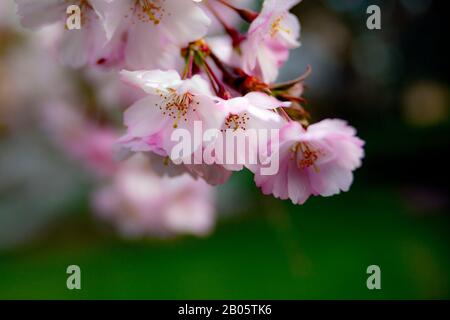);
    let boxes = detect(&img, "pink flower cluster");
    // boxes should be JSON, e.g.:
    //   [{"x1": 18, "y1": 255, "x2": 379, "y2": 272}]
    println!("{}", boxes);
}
[{"x1": 17, "y1": 0, "x2": 364, "y2": 218}]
